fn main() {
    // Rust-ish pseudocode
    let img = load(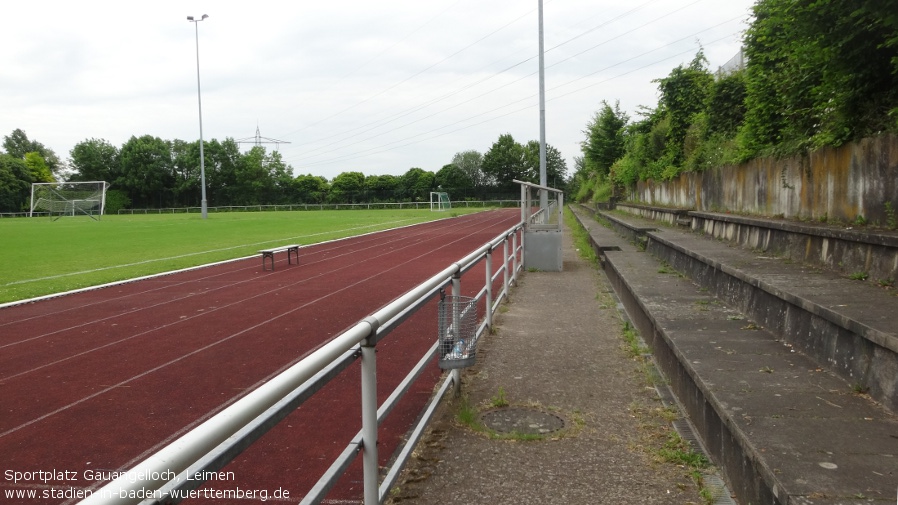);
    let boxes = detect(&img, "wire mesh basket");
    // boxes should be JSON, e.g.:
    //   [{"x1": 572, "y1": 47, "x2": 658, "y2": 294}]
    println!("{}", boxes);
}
[{"x1": 437, "y1": 295, "x2": 478, "y2": 369}]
